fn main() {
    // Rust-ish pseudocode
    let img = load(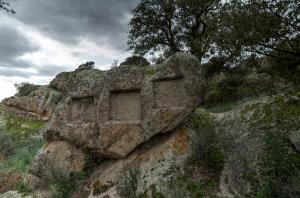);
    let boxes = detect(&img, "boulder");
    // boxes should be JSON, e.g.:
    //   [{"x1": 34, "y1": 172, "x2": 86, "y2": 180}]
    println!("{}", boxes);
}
[
  {"x1": 88, "y1": 127, "x2": 191, "y2": 198},
  {"x1": 0, "y1": 191, "x2": 51, "y2": 198},
  {"x1": 1, "y1": 86, "x2": 62, "y2": 121},
  {"x1": 49, "y1": 66, "x2": 105, "y2": 96},
  {"x1": 45, "y1": 53, "x2": 206, "y2": 158},
  {"x1": 25, "y1": 141, "x2": 85, "y2": 190},
  {"x1": 214, "y1": 92, "x2": 300, "y2": 197}
]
